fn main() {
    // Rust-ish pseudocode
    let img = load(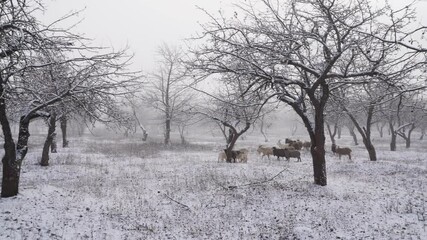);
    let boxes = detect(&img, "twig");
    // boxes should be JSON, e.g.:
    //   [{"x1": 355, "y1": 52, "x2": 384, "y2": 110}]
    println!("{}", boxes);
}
[
  {"x1": 162, "y1": 192, "x2": 191, "y2": 211},
  {"x1": 210, "y1": 175, "x2": 230, "y2": 191},
  {"x1": 228, "y1": 167, "x2": 290, "y2": 189}
]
